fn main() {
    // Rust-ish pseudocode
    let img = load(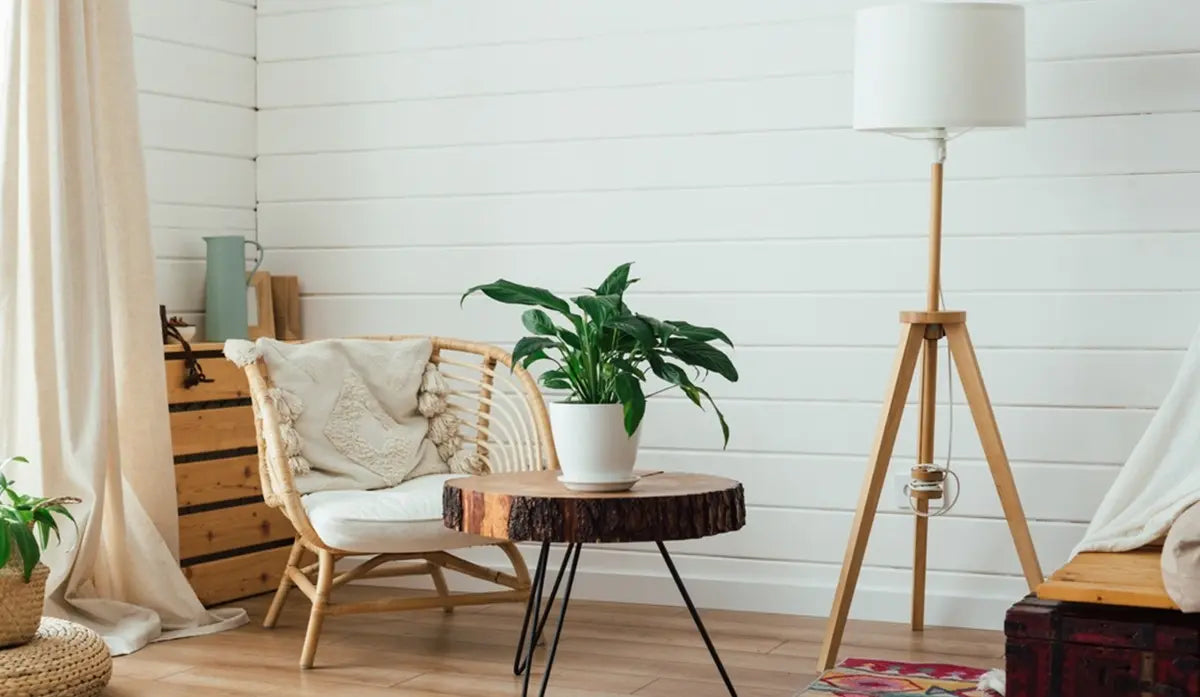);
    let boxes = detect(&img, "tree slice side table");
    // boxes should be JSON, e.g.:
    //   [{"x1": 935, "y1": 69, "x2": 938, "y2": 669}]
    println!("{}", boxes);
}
[{"x1": 443, "y1": 470, "x2": 746, "y2": 697}]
